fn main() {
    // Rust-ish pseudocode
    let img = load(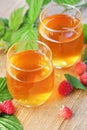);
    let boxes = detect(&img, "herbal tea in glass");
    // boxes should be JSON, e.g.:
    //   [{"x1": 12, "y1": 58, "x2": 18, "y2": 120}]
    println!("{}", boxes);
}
[
  {"x1": 39, "y1": 3, "x2": 84, "y2": 68},
  {"x1": 6, "y1": 41, "x2": 54, "y2": 107}
]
